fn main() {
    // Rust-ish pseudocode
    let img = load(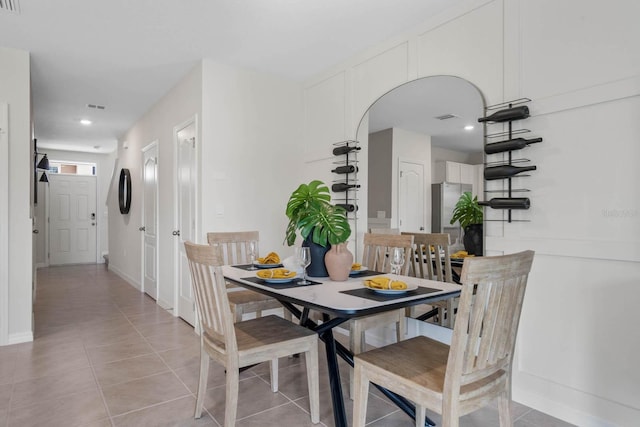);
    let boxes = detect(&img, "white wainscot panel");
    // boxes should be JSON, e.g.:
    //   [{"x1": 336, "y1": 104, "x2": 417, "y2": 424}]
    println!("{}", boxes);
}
[
  {"x1": 304, "y1": 72, "x2": 347, "y2": 162},
  {"x1": 352, "y1": 42, "x2": 409, "y2": 125},
  {"x1": 513, "y1": 254, "x2": 640, "y2": 426},
  {"x1": 508, "y1": 97, "x2": 640, "y2": 262},
  {"x1": 520, "y1": 0, "x2": 640, "y2": 101},
  {"x1": 417, "y1": 0, "x2": 503, "y2": 105}
]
